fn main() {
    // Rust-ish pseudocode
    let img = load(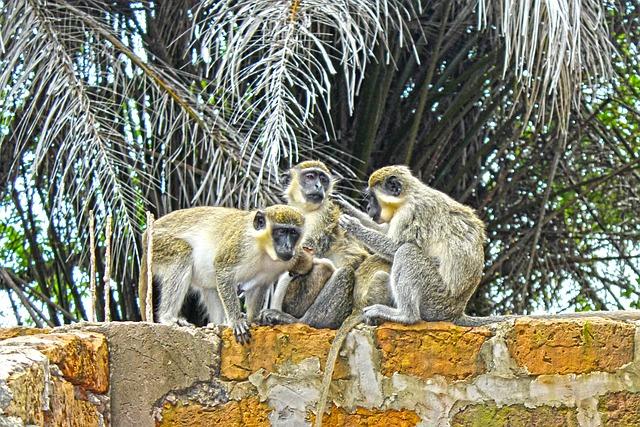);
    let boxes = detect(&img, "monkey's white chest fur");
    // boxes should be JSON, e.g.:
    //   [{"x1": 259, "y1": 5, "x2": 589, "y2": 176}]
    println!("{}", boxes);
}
[{"x1": 237, "y1": 255, "x2": 289, "y2": 291}]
